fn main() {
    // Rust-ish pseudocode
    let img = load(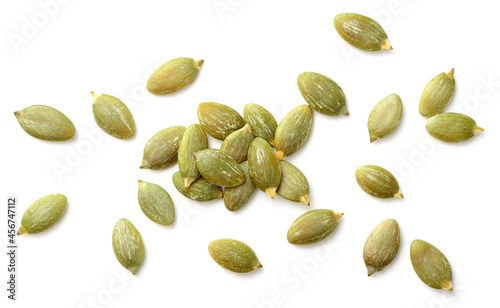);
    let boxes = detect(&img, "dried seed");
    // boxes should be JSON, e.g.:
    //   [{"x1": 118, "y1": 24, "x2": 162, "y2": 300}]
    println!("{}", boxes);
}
[
  {"x1": 208, "y1": 238, "x2": 262, "y2": 273},
  {"x1": 197, "y1": 102, "x2": 245, "y2": 140},
  {"x1": 172, "y1": 171, "x2": 223, "y2": 201},
  {"x1": 91, "y1": 92, "x2": 135, "y2": 139},
  {"x1": 224, "y1": 161, "x2": 256, "y2": 211},
  {"x1": 220, "y1": 124, "x2": 254, "y2": 163},
  {"x1": 193, "y1": 149, "x2": 245, "y2": 187},
  {"x1": 137, "y1": 180, "x2": 175, "y2": 225},
  {"x1": 112, "y1": 219, "x2": 145, "y2": 275},
  {"x1": 426, "y1": 112, "x2": 484, "y2": 143},
  {"x1": 17, "y1": 194, "x2": 67, "y2": 235},
  {"x1": 410, "y1": 239, "x2": 453, "y2": 291},
  {"x1": 334, "y1": 13, "x2": 392, "y2": 51},
  {"x1": 287, "y1": 209, "x2": 343, "y2": 245},
  {"x1": 363, "y1": 219, "x2": 400, "y2": 276},
  {"x1": 147, "y1": 57, "x2": 203, "y2": 95},
  {"x1": 248, "y1": 137, "x2": 281, "y2": 198},
  {"x1": 140, "y1": 126, "x2": 186, "y2": 170},
  {"x1": 14, "y1": 105, "x2": 75, "y2": 141},
  {"x1": 243, "y1": 103, "x2": 277, "y2": 145},
  {"x1": 419, "y1": 69, "x2": 455, "y2": 117},
  {"x1": 276, "y1": 160, "x2": 310, "y2": 205},
  {"x1": 297, "y1": 72, "x2": 348, "y2": 116},
  {"x1": 178, "y1": 124, "x2": 209, "y2": 188},
  {"x1": 274, "y1": 105, "x2": 313, "y2": 160},
  {"x1": 355, "y1": 165, "x2": 403, "y2": 199},
  {"x1": 368, "y1": 94, "x2": 403, "y2": 143}
]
